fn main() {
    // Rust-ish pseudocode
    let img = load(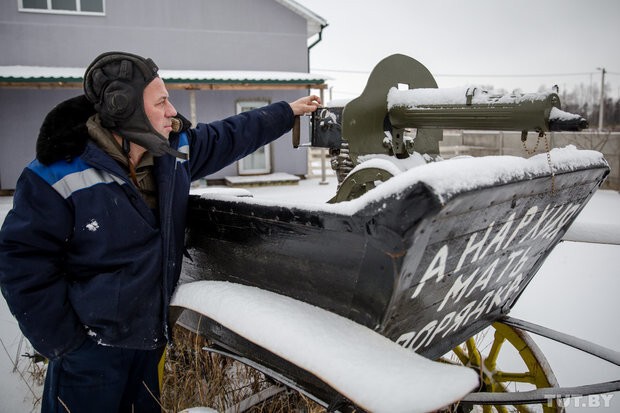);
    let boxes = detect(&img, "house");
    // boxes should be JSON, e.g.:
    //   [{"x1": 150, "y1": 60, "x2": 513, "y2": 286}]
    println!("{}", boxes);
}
[{"x1": 0, "y1": 0, "x2": 328, "y2": 191}]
